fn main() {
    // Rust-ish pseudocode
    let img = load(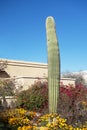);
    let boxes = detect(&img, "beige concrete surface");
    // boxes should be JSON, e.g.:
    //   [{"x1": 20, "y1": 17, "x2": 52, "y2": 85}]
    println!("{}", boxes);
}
[{"x1": 0, "y1": 59, "x2": 75, "y2": 89}]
